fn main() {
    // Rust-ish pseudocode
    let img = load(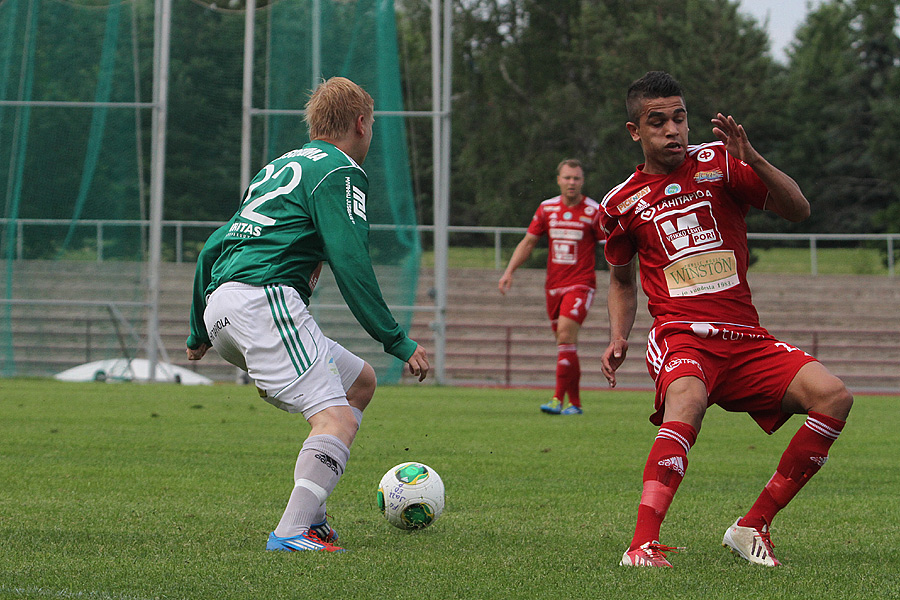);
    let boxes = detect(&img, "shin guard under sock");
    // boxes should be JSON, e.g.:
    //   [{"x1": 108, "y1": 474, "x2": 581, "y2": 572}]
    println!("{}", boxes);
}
[
  {"x1": 630, "y1": 421, "x2": 697, "y2": 550},
  {"x1": 740, "y1": 411, "x2": 845, "y2": 529},
  {"x1": 554, "y1": 344, "x2": 578, "y2": 405},
  {"x1": 274, "y1": 434, "x2": 350, "y2": 537}
]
